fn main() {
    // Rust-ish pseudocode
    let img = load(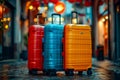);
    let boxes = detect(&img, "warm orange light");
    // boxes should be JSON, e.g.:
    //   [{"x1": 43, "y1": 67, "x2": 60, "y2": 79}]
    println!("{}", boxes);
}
[
  {"x1": 38, "y1": 6, "x2": 41, "y2": 10},
  {"x1": 117, "y1": 5, "x2": 120, "y2": 12},
  {"x1": 102, "y1": 18, "x2": 105, "y2": 22},
  {"x1": 1, "y1": 19, "x2": 3, "y2": 22},
  {"x1": 7, "y1": 17, "x2": 11, "y2": 21},
  {"x1": 61, "y1": 17, "x2": 64, "y2": 21},
  {"x1": 42, "y1": 12, "x2": 47, "y2": 17},
  {"x1": 105, "y1": 16, "x2": 108, "y2": 19},
  {"x1": 44, "y1": 6, "x2": 48, "y2": 11},
  {"x1": 34, "y1": 18, "x2": 37, "y2": 22},
  {"x1": 4, "y1": 24, "x2": 9, "y2": 29},
  {"x1": 0, "y1": 5, "x2": 3, "y2": 19},
  {"x1": 54, "y1": 1, "x2": 65, "y2": 14},
  {"x1": 72, "y1": 18, "x2": 77, "y2": 24},
  {"x1": 48, "y1": 17, "x2": 52, "y2": 22},
  {"x1": 3, "y1": 18, "x2": 7, "y2": 22},
  {"x1": 29, "y1": 5, "x2": 33, "y2": 10}
]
